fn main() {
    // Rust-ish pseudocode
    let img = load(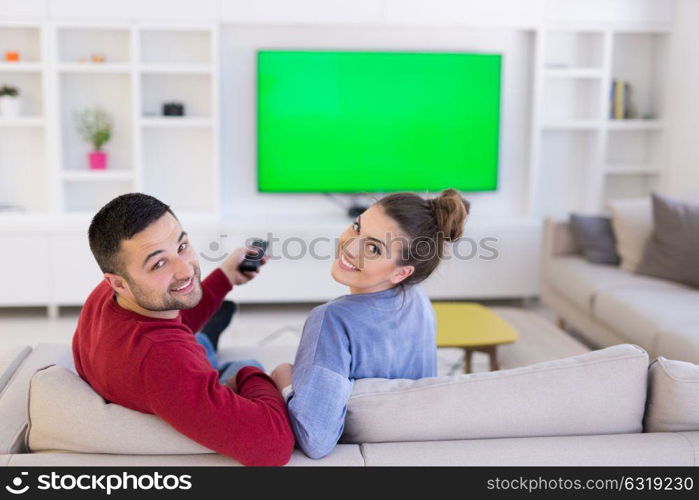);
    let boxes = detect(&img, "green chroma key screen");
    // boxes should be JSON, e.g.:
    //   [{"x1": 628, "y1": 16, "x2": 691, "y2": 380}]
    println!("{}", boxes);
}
[{"x1": 257, "y1": 50, "x2": 501, "y2": 192}]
